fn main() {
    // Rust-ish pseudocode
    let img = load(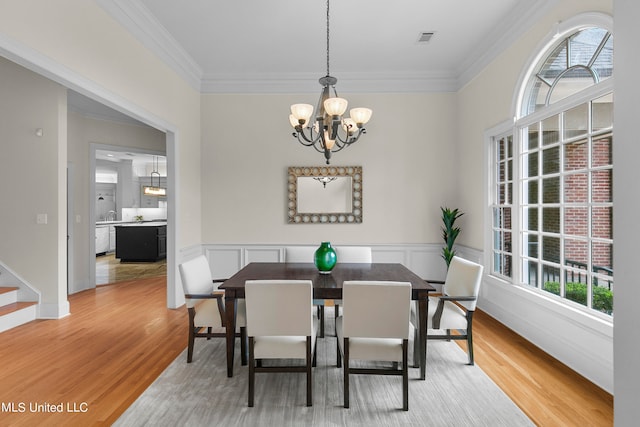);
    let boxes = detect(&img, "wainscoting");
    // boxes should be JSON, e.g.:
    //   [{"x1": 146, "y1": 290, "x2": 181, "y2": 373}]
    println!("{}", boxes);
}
[{"x1": 202, "y1": 243, "x2": 449, "y2": 286}]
